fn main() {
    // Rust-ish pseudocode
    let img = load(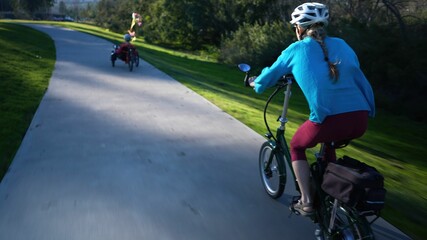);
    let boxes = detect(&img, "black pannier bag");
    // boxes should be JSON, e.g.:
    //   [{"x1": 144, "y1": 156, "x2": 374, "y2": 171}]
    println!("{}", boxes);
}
[{"x1": 321, "y1": 156, "x2": 386, "y2": 213}]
